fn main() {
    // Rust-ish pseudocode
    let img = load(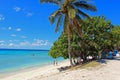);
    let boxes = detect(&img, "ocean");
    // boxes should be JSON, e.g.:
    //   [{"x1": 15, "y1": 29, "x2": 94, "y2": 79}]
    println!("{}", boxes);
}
[{"x1": 0, "y1": 49, "x2": 63, "y2": 73}]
